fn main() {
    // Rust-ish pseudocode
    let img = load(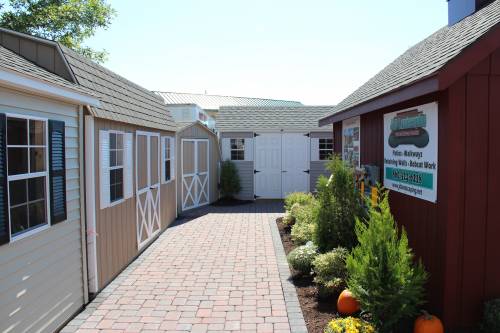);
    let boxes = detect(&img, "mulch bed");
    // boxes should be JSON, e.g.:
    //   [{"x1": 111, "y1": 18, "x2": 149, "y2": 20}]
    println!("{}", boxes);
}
[{"x1": 276, "y1": 217, "x2": 339, "y2": 333}]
